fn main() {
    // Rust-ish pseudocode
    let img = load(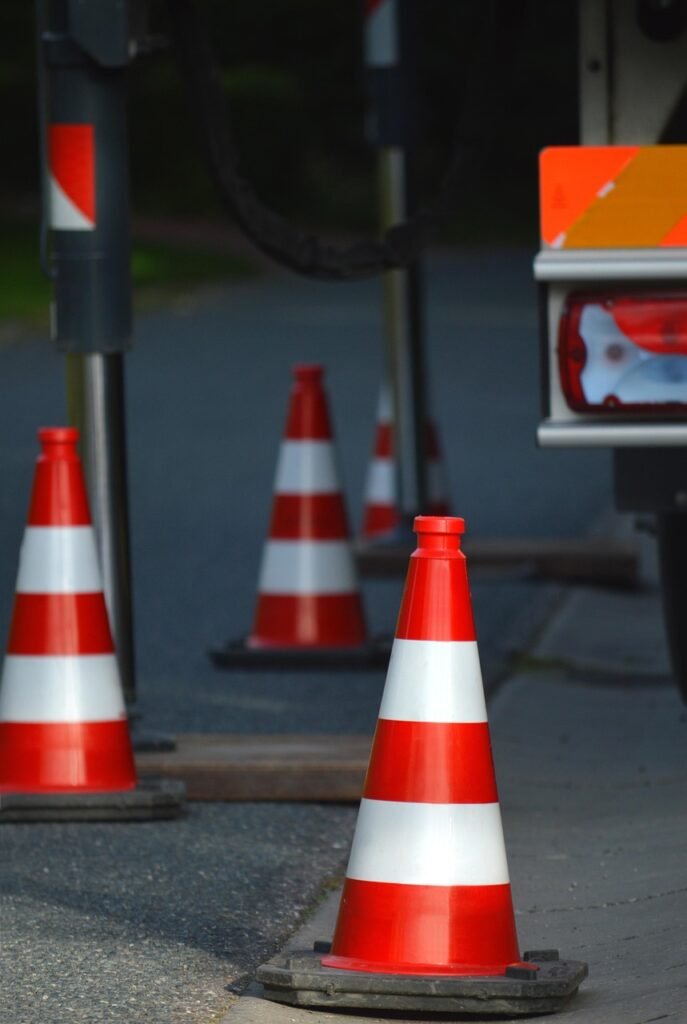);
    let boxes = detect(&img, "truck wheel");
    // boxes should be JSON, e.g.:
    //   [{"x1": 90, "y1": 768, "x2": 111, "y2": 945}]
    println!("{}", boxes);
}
[{"x1": 657, "y1": 510, "x2": 687, "y2": 703}]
